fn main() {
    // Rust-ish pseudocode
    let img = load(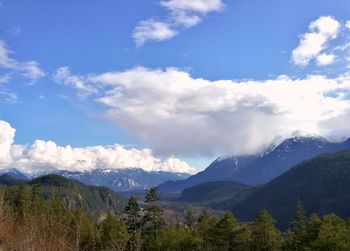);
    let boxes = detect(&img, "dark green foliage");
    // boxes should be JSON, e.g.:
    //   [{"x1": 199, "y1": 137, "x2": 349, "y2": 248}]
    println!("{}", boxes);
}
[
  {"x1": 124, "y1": 196, "x2": 142, "y2": 251},
  {"x1": 141, "y1": 187, "x2": 165, "y2": 250}
]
